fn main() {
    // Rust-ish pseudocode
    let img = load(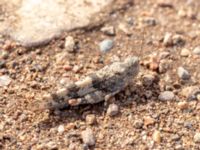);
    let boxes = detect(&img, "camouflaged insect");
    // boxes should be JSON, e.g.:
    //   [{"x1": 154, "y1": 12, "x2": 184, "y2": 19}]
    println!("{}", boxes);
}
[{"x1": 43, "y1": 56, "x2": 139, "y2": 110}]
